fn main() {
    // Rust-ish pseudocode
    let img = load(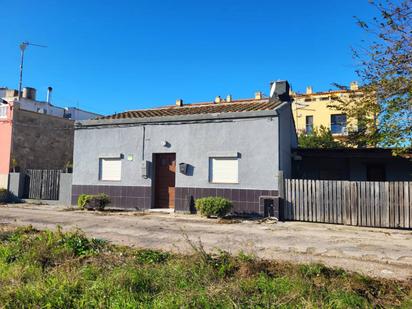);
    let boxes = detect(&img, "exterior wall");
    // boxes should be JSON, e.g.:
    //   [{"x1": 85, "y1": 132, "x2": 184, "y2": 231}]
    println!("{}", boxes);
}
[
  {"x1": 292, "y1": 91, "x2": 362, "y2": 139},
  {"x1": 65, "y1": 107, "x2": 101, "y2": 120},
  {"x1": 0, "y1": 104, "x2": 13, "y2": 188},
  {"x1": 59, "y1": 173, "x2": 73, "y2": 205},
  {"x1": 8, "y1": 172, "x2": 25, "y2": 198},
  {"x1": 277, "y1": 103, "x2": 297, "y2": 178},
  {"x1": 16, "y1": 98, "x2": 65, "y2": 118},
  {"x1": 72, "y1": 116, "x2": 282, "y2": 214},
  {"x1": 11, "y1": 107, "x2": 74, "y2": 171},
  {"x1": 293, "y1": 152, "x2": 412, "y2": 181}
]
